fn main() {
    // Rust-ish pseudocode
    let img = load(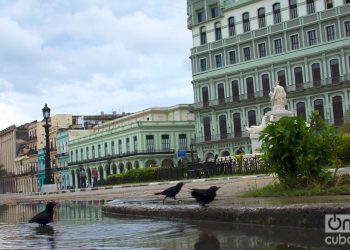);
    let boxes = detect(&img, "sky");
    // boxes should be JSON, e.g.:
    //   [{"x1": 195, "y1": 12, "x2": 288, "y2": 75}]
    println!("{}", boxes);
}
[{"x1": 0, "y1": 0, "x2": 193, "y2": 130}]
